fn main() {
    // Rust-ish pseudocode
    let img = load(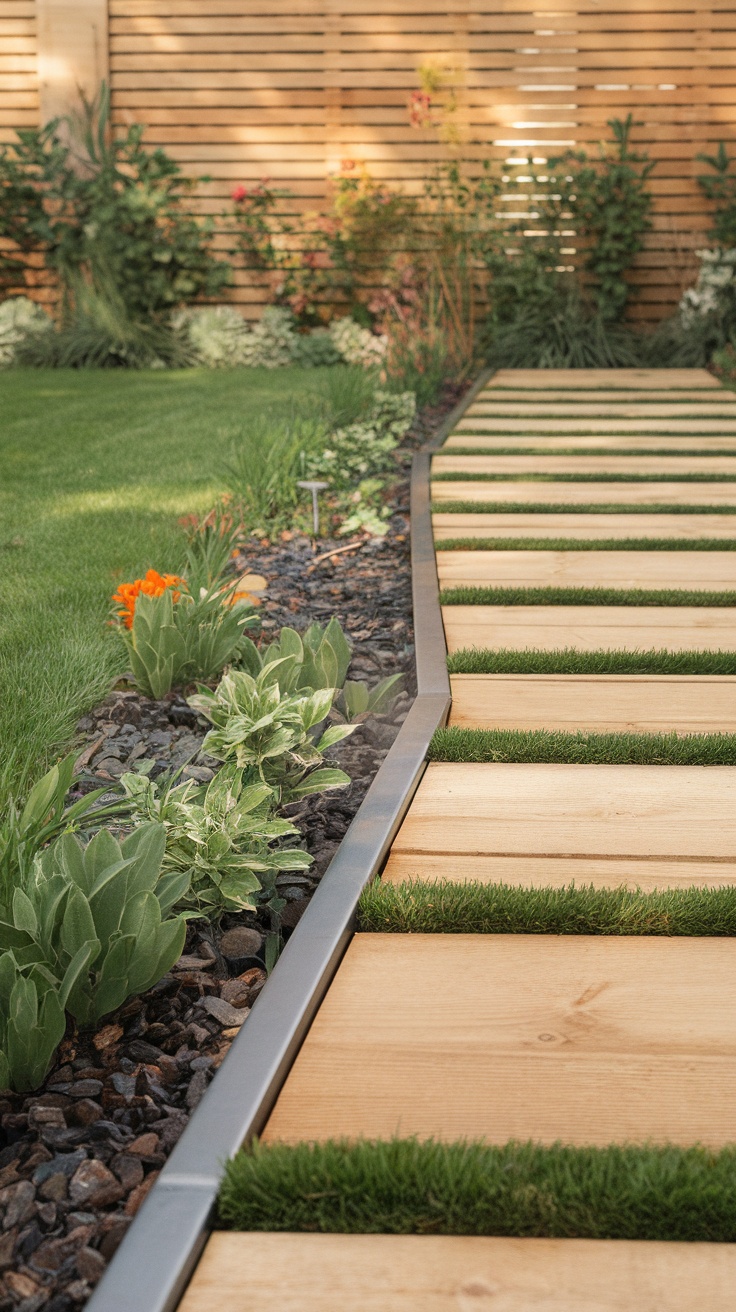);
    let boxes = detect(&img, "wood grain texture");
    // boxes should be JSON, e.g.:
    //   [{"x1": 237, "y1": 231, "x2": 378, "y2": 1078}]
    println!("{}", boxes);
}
[
  {"x1": 486, "y1": 370, "x2": 720, "y2": 389},
  {"x1": 263, "y1": 934, "x2": 736, "y2": 1146},
  {"x1": 432, "y1": 481, "x2": 736, "y2": 507},
  {"x1": 442, "y1": 604, "x2": 736, "y2": 653},
  {"x1": 448, "y1": 673, "x2": 736, "y2": 734},
  {"x1": 432, "y1": 511, "x2": 736, "y2": 540},
  {"x1": 382, "y1": 851, "x2": 736, "y2": 889},
  {"x1": 180, "y1": 1233, "x2": 736, "y2": 1312},
  {"x1": 437, "y1": 549, "x2": 736, "y2": 591},
  {"x1": 434, "y1": 454, "x2": 736, "y2": 475},
  {"x1": 444, "y1": 434, "x2": 736, "y2": 452}
]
